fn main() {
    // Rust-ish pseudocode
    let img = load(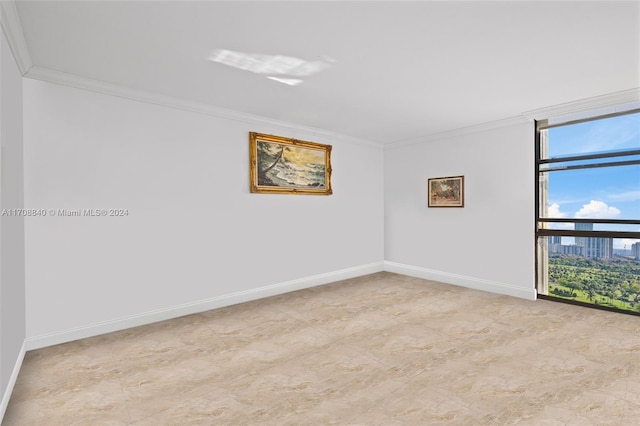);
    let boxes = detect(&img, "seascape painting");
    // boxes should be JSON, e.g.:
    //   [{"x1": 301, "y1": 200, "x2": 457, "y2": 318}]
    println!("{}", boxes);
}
[{"x1": 249, "y1": 132, "x2": 332, "y2": 195}]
